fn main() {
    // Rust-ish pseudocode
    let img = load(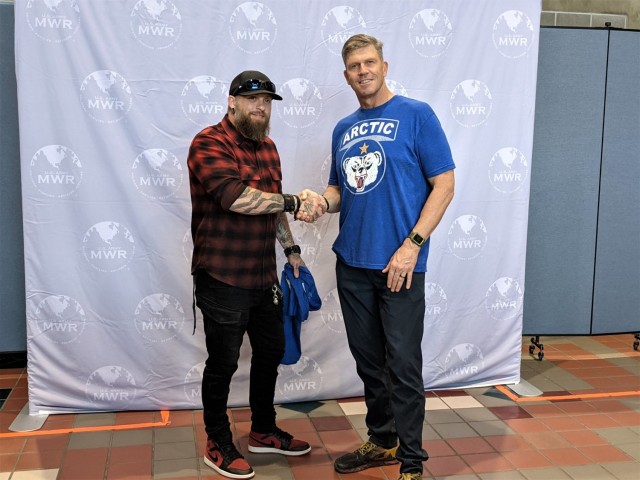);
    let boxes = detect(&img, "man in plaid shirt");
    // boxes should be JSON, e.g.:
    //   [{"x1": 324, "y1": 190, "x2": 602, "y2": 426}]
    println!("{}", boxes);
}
[{"x1": 188, "y1": 70, "x2": 314, "y2": 480}]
